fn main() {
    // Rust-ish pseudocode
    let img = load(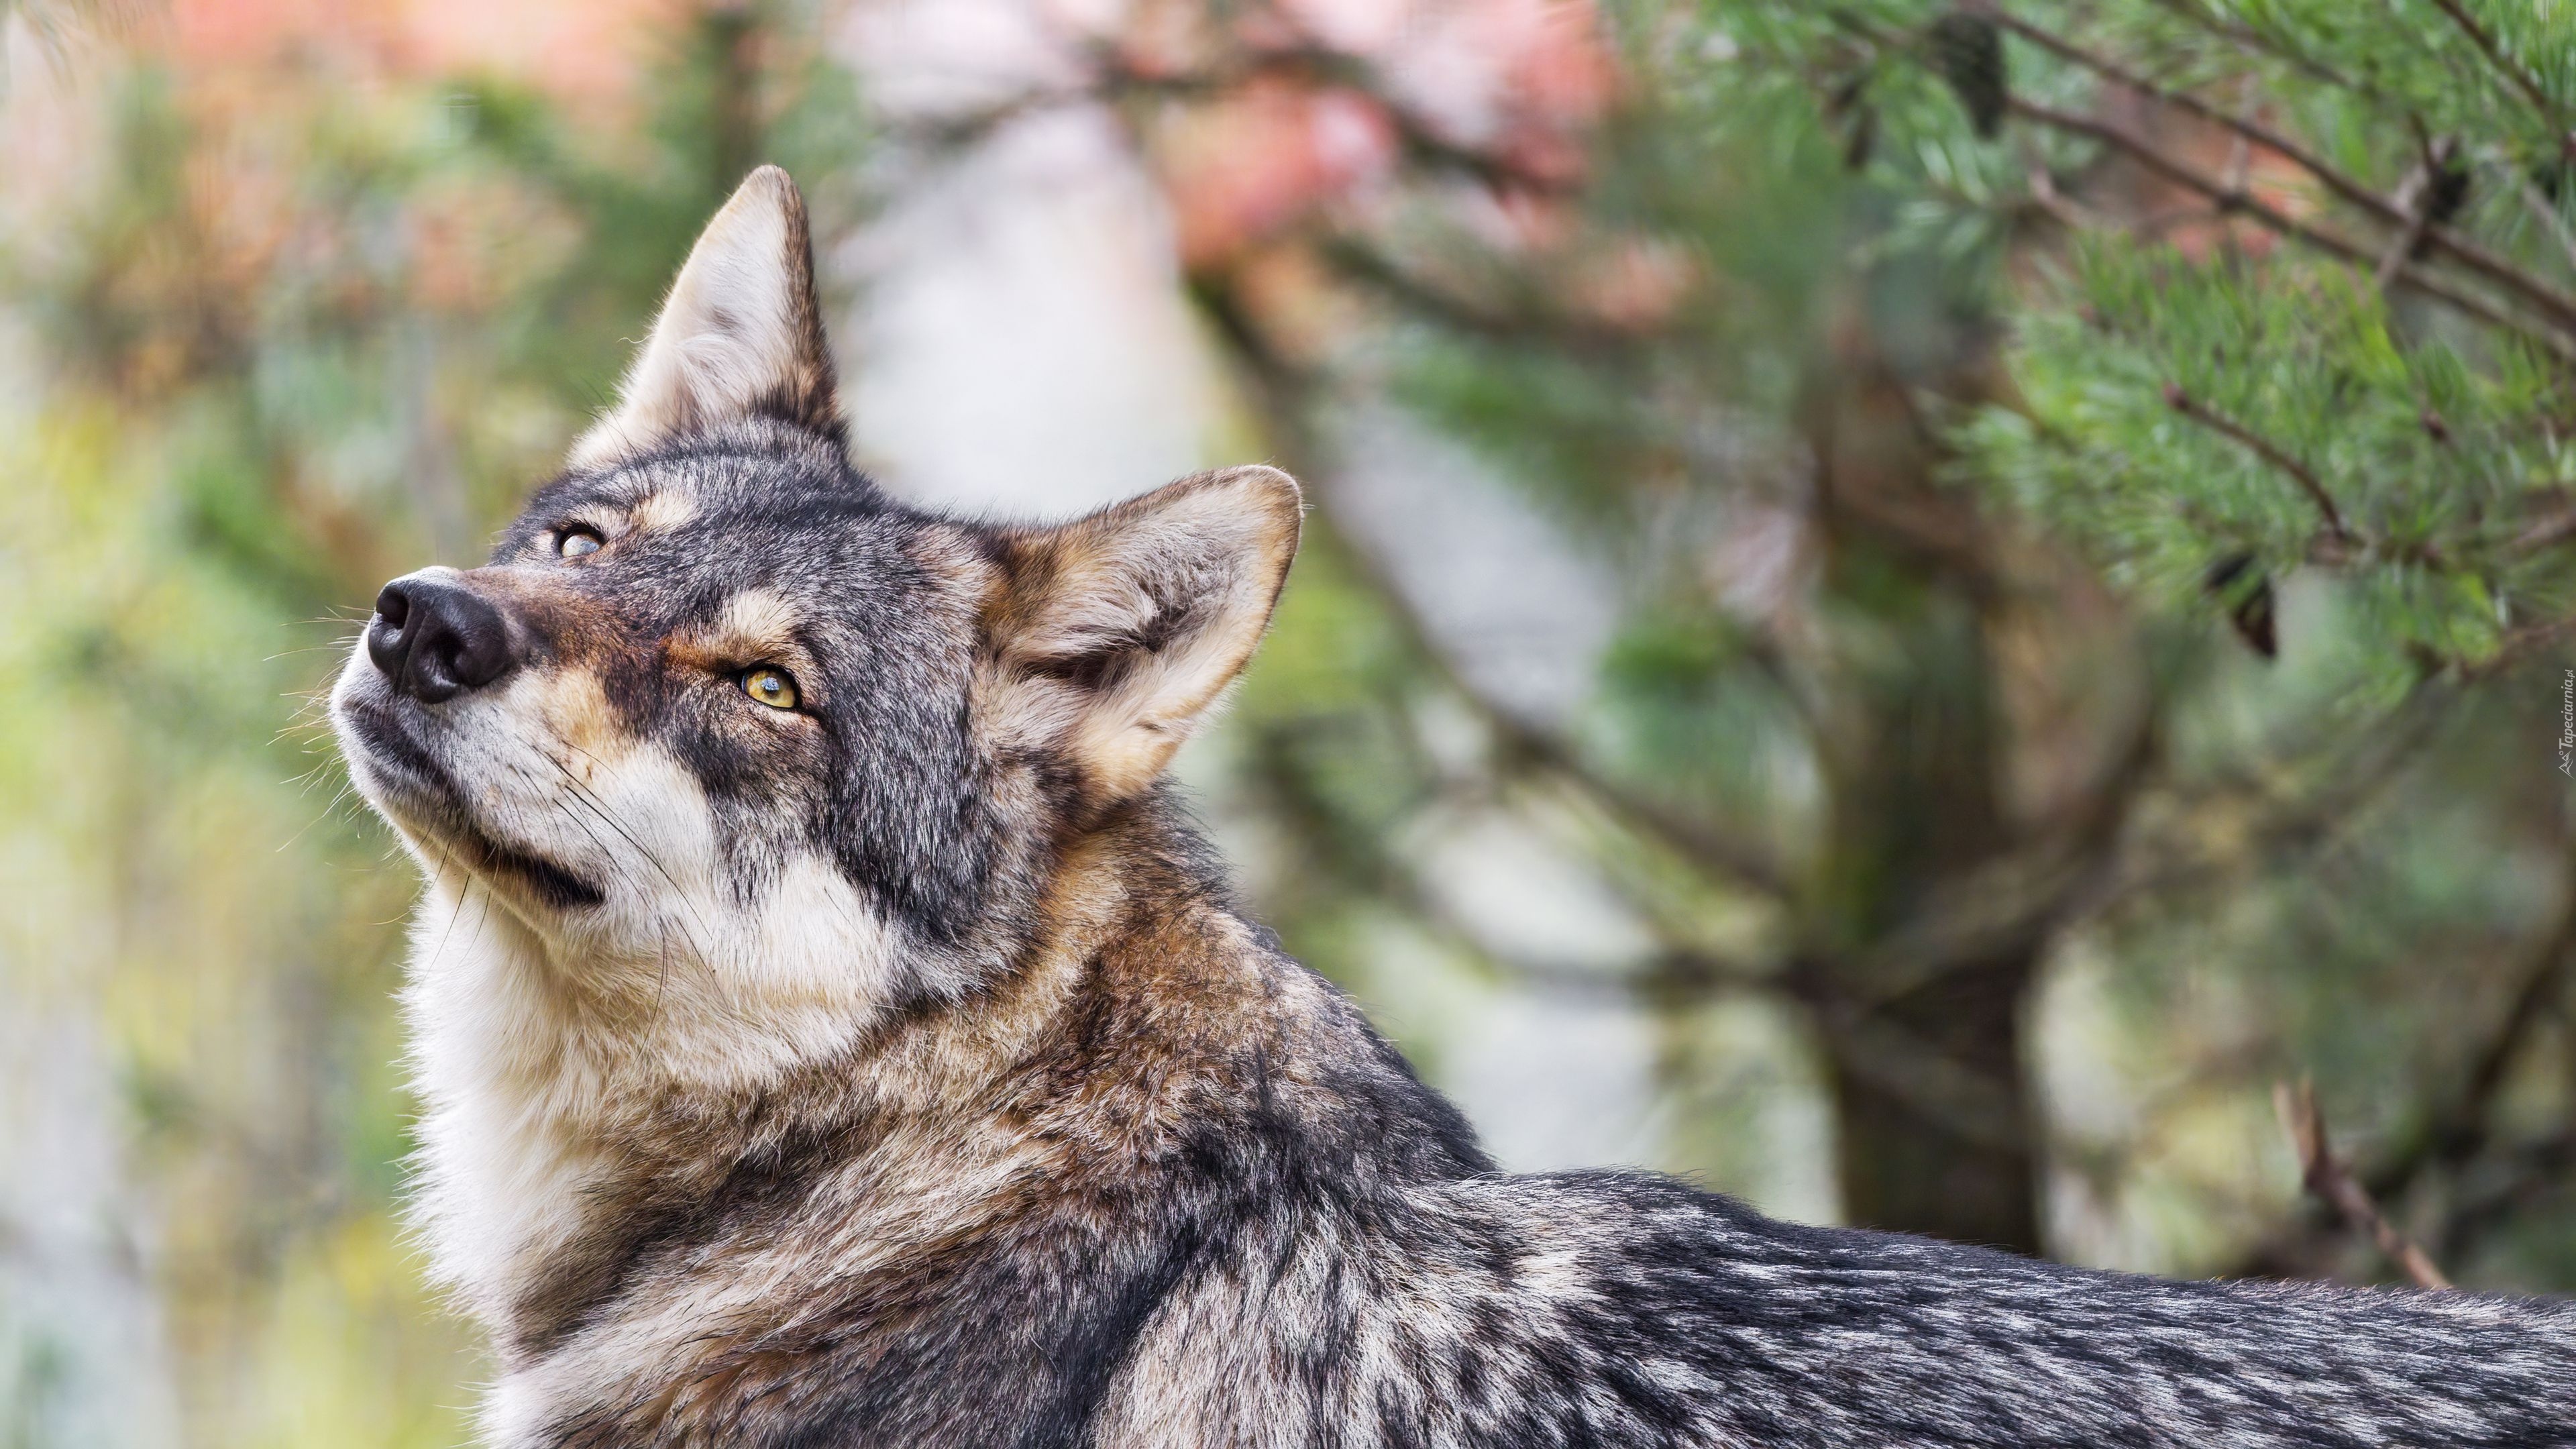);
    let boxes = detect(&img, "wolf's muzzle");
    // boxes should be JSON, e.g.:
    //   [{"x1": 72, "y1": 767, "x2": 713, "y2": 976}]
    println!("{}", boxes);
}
[{"x1": 368, "y1": 572, "x2": 523, "y2": 703}]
